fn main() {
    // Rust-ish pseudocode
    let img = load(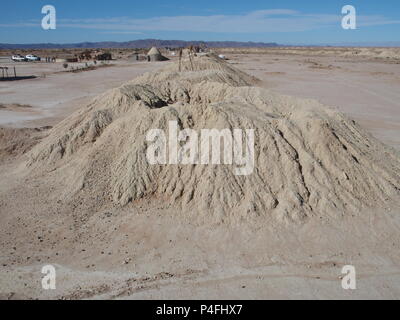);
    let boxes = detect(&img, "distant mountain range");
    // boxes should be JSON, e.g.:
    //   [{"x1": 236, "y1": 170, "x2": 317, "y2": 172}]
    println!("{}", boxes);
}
[{"x1": 0, "y1": 39, "x2": 280, "y2": 50}]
